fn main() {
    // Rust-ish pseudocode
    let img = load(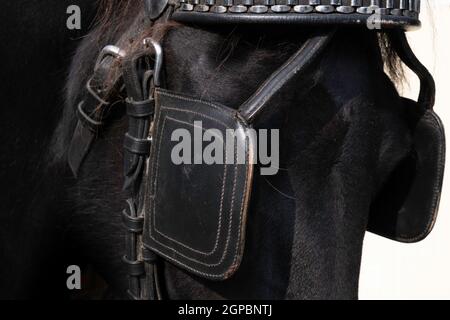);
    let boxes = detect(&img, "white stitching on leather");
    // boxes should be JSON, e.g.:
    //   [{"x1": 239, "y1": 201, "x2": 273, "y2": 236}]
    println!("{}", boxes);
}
[
  {"x1": 144, "y1": 155, "x2": 250, "y2": 279},
  {"x1": 151, "y1": 115, "x2": 227, "y2": 256},
  {"x1": 156, "y1": 88, "x2": 235, "y2": 115},
  {"x1": 149, "y1": 108, "x2": 235, "y2": 267},
  {"x1": 147, "y1": 90, "x2": 247, "y2": 272}
]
